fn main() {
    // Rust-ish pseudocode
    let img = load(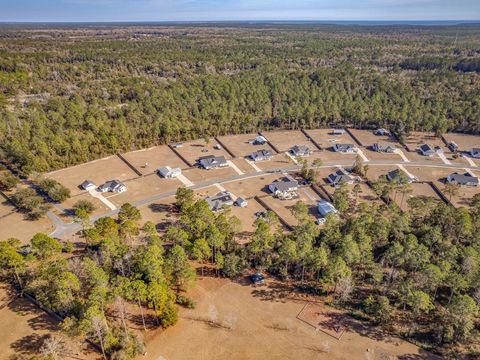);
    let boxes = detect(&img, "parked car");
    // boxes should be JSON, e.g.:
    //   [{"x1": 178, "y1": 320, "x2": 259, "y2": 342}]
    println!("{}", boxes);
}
[
  {"x1": 316, "y1": 217, "x2": 326, "y2": 225},
  {"x1": 250, "y1": 273, "x2": 265, "y2": 285}
]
